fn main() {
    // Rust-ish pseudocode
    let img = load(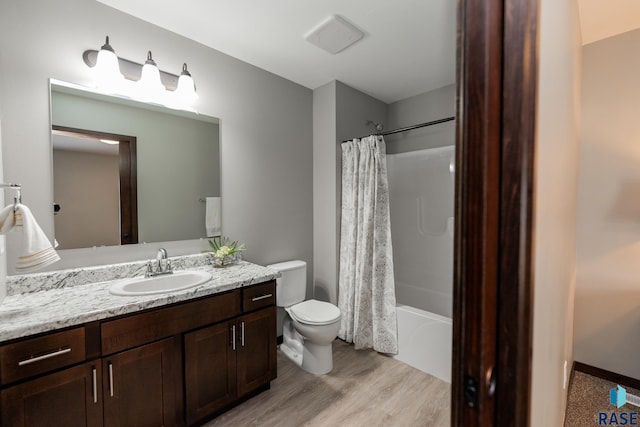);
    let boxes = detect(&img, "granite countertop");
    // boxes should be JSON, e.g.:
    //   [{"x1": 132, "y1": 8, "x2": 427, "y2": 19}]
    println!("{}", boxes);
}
[{"x1": 0, "y1": 256, "x2": 279, "y2": 343}]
